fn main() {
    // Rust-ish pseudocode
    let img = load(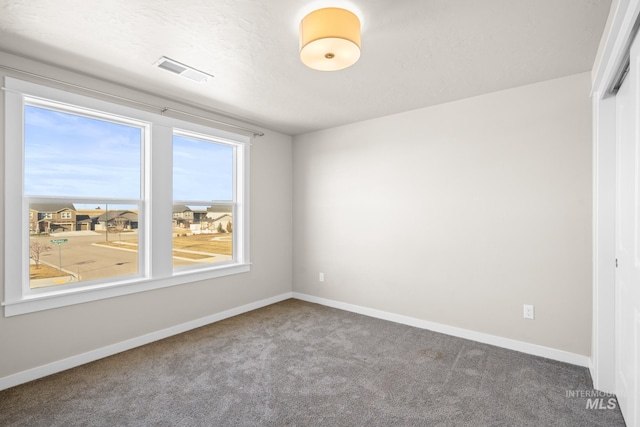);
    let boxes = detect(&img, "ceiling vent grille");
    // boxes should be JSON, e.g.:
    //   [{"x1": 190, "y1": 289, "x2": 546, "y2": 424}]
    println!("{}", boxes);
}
[{"x1": 153, "y1": 56, "x2": 213, "y2": 83}]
